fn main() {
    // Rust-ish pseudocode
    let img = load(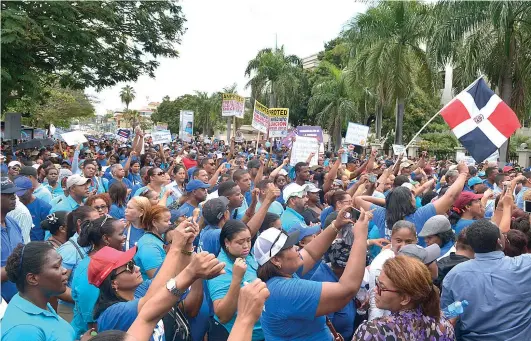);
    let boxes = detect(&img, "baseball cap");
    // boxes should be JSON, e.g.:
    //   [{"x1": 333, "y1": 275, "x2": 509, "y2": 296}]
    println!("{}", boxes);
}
[
  {"x1": 467, "y1": 176, "x2": 483, "y2": 188},
  {"x1": 398, "y1": 244, "x2": 441, "y2": 264},
  {"x1": 310, "y1": 165, "x2": 323, "y2": 171},
  {"x1": 8, "y1": 161, "x2": 21, "y2": 168},
  {"x1": 88, "y1": 246, "x2": 137, "y2": 287},
  {"x1": 254, "y1": 228, "x2": 300, "y2": 266},
  {"x1": 202, "y1": 197, "x2": 229, "y2": 225},
  {"x1": 66, "y1": 174, "x2": 91, "y2": 189},
  {"x1": 400, "y1": 160, "x2": 414, "y2": 169},
  {"x1": 247, "y1": 159, "x2": 261, "y2": 169},
  {"x1": 289, "y1": 222, "x2": 321, "y2": 243},
  {"x1": 305, "y1": 183, "x2": 321, "y2": 193},
  {"x1": 98, "y1": 150, "x2": 106, "y2": 155},
  {"x1": 453, "y1": 191, "x2": 483, "y2": 211},
  {"x1": 19, "y1": 166, "x2": 37, "y2": 177},
  {"x1": 282, "y1": 183, "x2": 307, "y2": 202},
  {"x1": 418, "y1": 215, "x2": 452, "y2": 237},
  {"x1": 14, "y1": 176, "x2": 33, "y2": 196},
  {"x1": 61, "y1": 159, "x2": 71, "y2": 166},
  {"x1": 186, "y1": 179, "x2": 210, "y2": 192},
  {"x1": 0, "y1": 177, "x2": 23, "y2": 194},
  {"x1": 50, "y1": 153, "x2": 59, "y2": 158},
  {"x1": 59, "y1": 169, "x2": 73, "y2": 182},
  {"x1": 502, "y1": 165, "x2": 514, "y2": 173}
]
